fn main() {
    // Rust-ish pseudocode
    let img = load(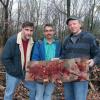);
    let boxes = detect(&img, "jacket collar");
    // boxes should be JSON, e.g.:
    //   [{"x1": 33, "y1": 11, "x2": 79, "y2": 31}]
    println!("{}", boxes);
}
[
  {"x1": 16, "y1": 32, "x2": 34, "y2": 44},
  {"x1": 69, "y1": 31, "x2": 84, "y2": 38}
]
